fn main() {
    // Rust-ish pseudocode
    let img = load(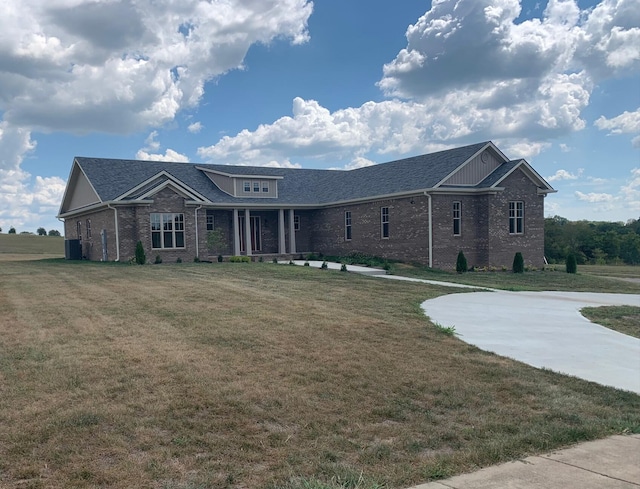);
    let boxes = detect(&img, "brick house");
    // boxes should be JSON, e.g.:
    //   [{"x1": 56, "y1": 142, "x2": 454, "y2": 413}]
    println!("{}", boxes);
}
[{"x1": 57, "y1": 141, "x2": 555, "y2": 269}]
